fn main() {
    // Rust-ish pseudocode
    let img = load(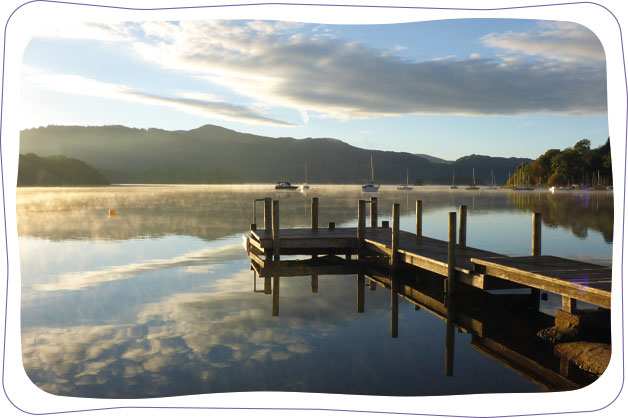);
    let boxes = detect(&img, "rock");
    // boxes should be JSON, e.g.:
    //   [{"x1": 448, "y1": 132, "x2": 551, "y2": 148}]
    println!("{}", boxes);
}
[
  {"x1": 537, "y1": 326, "x2": 578, "y2": 344},
  {"x1": 554, "y1": 342, "x2": 611, "y2": 376}
]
